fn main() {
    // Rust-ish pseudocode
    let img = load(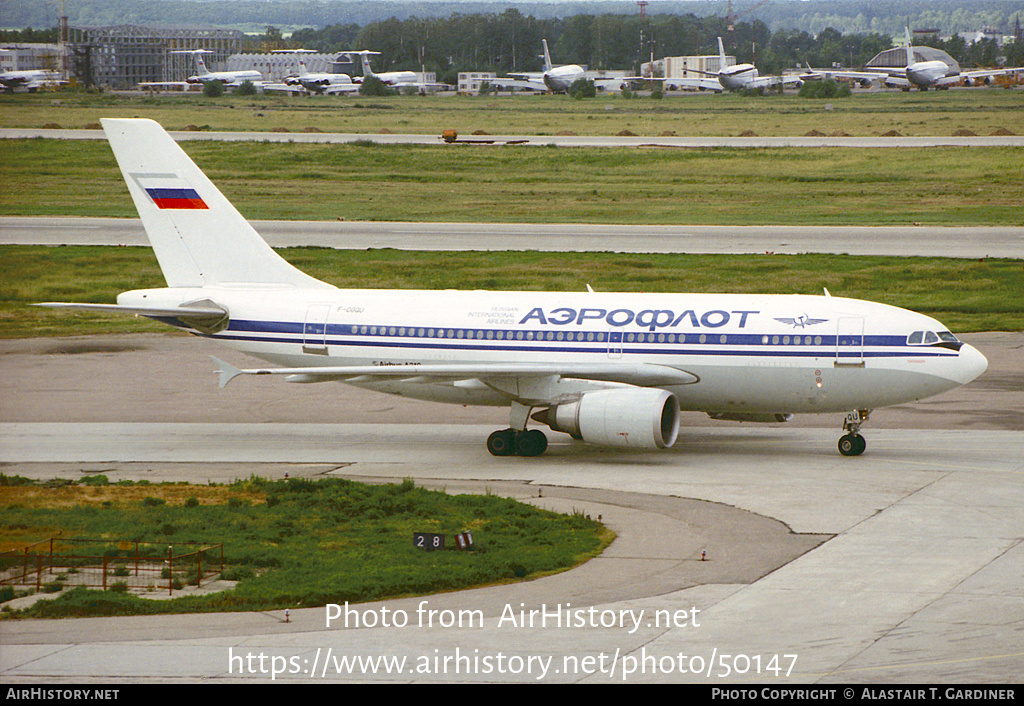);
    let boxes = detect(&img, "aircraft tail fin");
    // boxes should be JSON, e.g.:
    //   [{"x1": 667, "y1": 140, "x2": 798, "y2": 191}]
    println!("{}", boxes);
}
[
  {"x1": 542, "y1": 39, "x2": 553, "y2": 72},
  {"x1": 718, "y1": 37, "x2": 727, "y2": 64},
  {"x1": 194, "y1": 56, "x2": 211, "y2": 76},
  {"x1": 905, "y1": 27, "x2": 915, "y2": 67},
  {"x1": 359, "y1": 51, "x2": 379, "y2": 77},
  {"x1": 100, "y1": 118, "x2": 332, "y2": 290}
]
